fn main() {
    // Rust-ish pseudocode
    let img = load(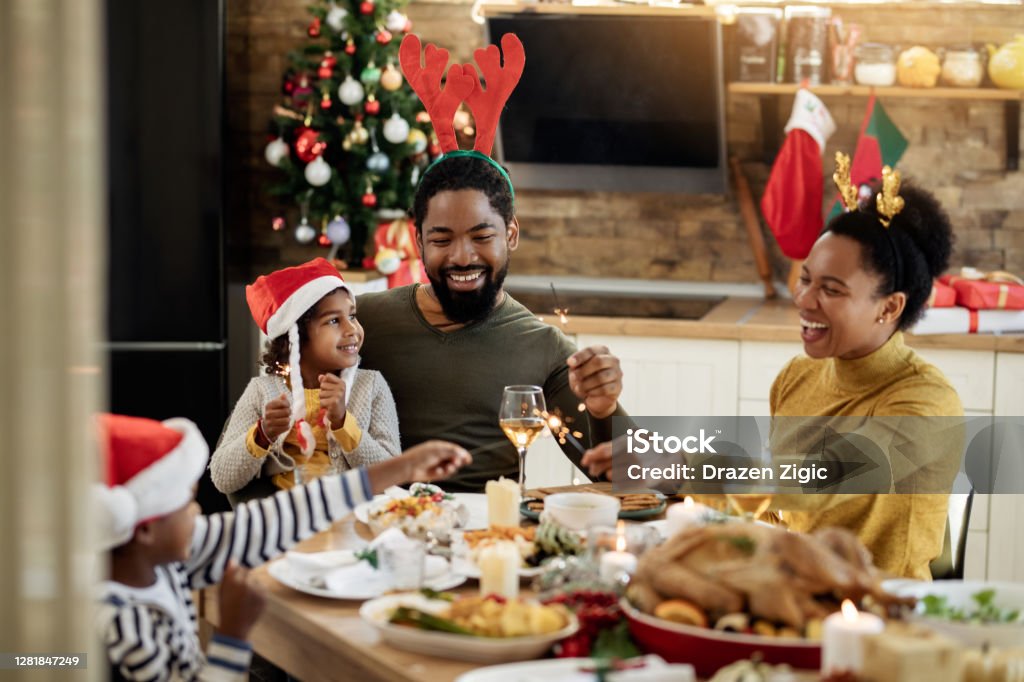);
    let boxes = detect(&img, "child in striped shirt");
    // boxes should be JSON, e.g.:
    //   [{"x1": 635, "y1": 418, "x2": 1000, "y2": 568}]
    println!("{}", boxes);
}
[{"x1": 95, "y1": 413, "x2": 470, "y2": 682}]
